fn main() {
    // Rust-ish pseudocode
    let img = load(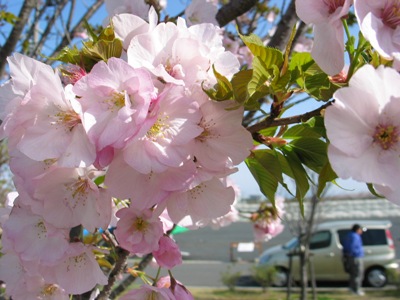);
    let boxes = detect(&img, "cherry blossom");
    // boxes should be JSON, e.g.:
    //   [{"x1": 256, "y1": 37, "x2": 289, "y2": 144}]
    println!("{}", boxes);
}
[
  {"x1": 166, "y1": 177, "x2": 236, "y2": 229},
  {"x1": 355, "y1": 0, "x2": 400, "y2": 63},
  {"x1": 31, "y1": 167, "x2": 111, "y2": 232},
  {"x1": 119, "y1": 284, "x2": 175, "y2": 300},
  {"x1": 153, "y1": 236, "x2": 182, "y2": 269},
  {"x1": 185, "y1": 0, "x2": 218, "y2": 26},
  {"x1": 122, "y1": 84, "x2": 203, "y2": 174},
  {"x1": 114, "y1": 206, "x2": 164, "y2": 254},
  {"x1": 0, "y1": 54, "x2": 96, "y2": 167},
  {"x1": 40, "y1": 243, "x2": 108, "y2": 295},
  {"x1": 2, "y1": 202, "x2": 69, "y2": 263},
  {"x1": 156, "y1": 276, "x2": 194, "y2": 300},
  {"x1": 127, "y1": 14, "x2": 239, "y2": 88},
  {"x1": 73, "y1": 57, "x2": 157, "y2": 154},
  {"x1": 190, "y1": 100, "x2": 253, "y2": 172},
  {"x1": 295, "y1": 0, "x2": 353, "y2": 75},
  {"x1": 325, "y1": 64, "x2": 400, "y2": 201}
]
